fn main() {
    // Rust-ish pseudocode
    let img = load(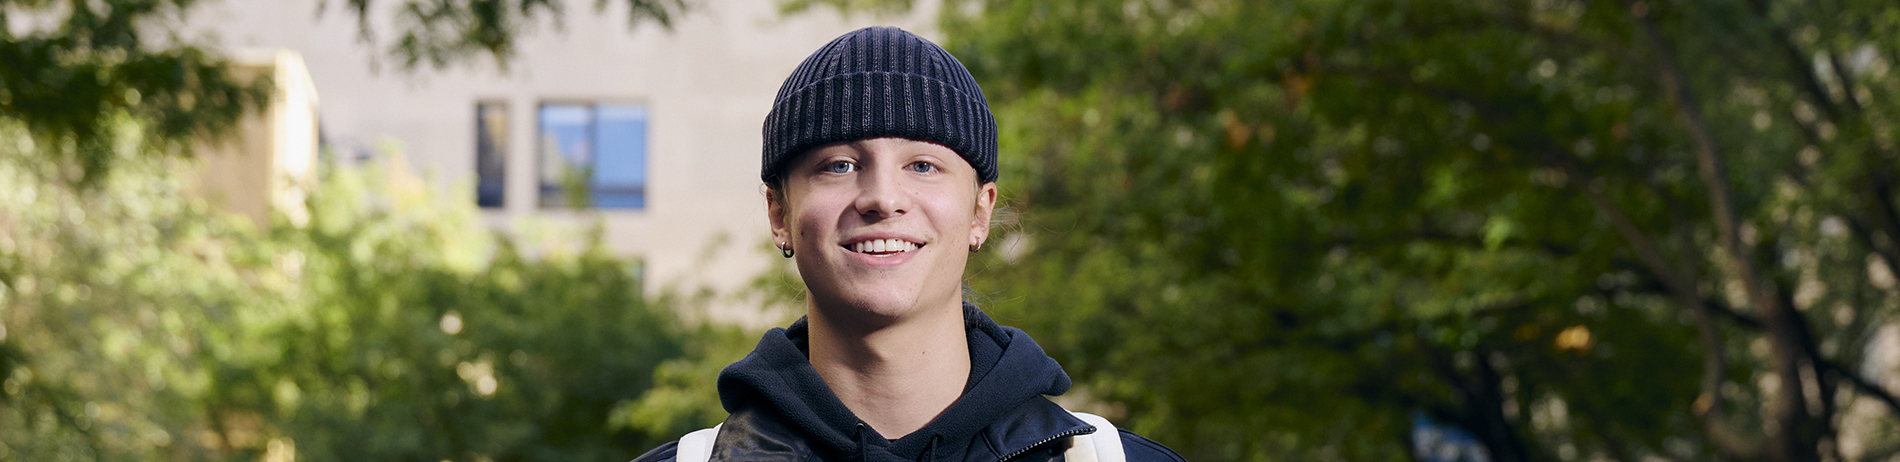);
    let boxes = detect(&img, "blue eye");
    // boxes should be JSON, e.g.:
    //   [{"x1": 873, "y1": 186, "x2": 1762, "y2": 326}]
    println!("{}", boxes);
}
[
  {"x1": 908, "y1": 161, "x2": 936, "y2": 173},
  {"x1": 825, "y1": 161, "x2": 856, "y2": 174}
]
